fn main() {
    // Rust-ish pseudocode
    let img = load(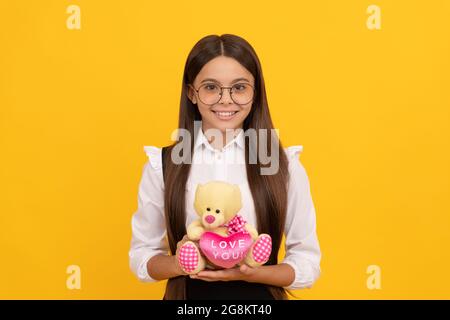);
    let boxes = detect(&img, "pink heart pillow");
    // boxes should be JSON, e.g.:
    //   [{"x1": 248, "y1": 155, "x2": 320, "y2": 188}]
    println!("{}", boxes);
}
[{"x1": 199, "y1": 231, "x2": 253, "y2": 269}]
